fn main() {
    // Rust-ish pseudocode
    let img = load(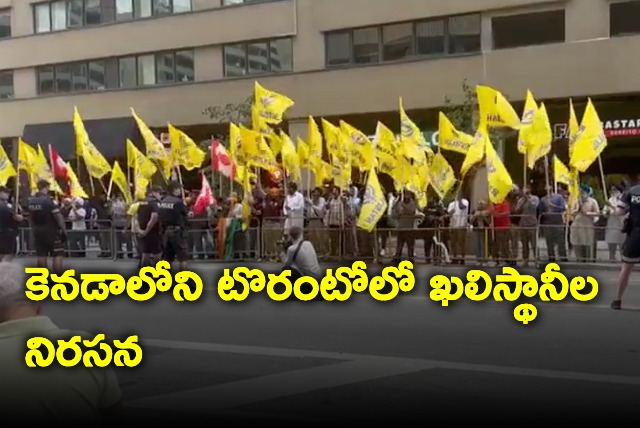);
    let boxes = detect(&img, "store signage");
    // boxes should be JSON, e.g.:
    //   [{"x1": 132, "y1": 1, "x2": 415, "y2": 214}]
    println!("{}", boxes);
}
[{"x1": 554, "y1": 119, "x2": 640, "y2": 139}]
